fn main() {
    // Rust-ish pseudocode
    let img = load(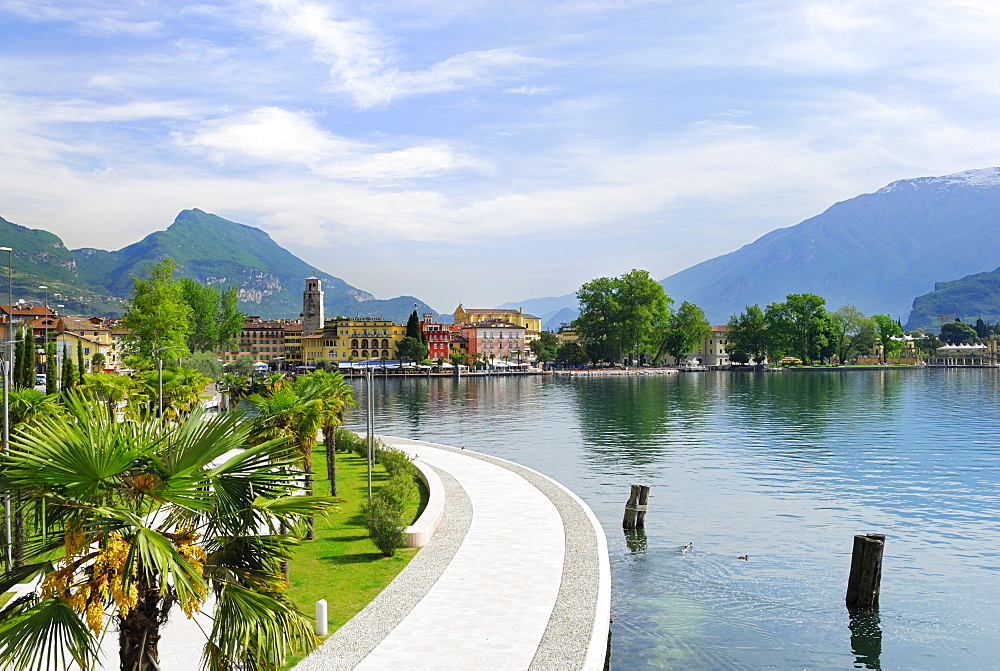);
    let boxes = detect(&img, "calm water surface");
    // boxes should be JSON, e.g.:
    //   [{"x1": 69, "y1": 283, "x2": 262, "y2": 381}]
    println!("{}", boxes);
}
[{"x1": 343, "y1": 369, "x2": 1000, "y2": 669}]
